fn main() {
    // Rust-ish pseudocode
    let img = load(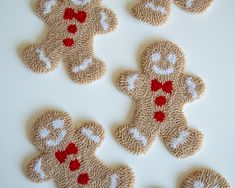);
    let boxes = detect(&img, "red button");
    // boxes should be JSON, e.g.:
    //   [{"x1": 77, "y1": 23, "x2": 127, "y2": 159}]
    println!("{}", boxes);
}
[
  {"x1": 77, "y1": 173, "x2": 90, "y2": 185},
  {"x1": 155, "y1": 96, "x2": 166, "y2": 107},
  {"x1": 63, "y1": 38, "x2": 74, "y2": 47},
  {"x1": 67, "y1": 24, "x2": 77, "y2": 33},
  {"x1": 69, "y1": 159, "x2": 80, "y2": 171},
  {"x1": 154, "y1": 111, "x2": 165, "y2": 122}
]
